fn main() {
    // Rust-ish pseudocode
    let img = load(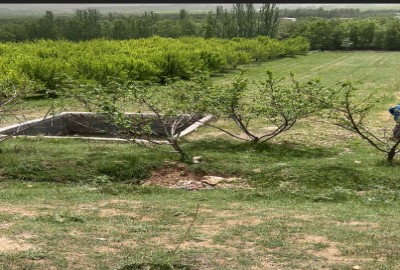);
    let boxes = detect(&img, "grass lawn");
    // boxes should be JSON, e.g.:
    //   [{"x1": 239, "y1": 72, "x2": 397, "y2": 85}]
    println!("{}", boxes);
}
[{"x1": 2, "y1": 51, "x2": 400, "y2": 269}]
